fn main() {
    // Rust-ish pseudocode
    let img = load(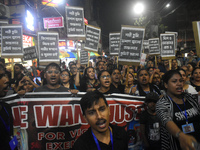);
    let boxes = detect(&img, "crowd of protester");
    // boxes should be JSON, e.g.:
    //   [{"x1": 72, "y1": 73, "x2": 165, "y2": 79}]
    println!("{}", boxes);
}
[{"x1": 1, "y1": 49, "x2": 200, "y2": 150}]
